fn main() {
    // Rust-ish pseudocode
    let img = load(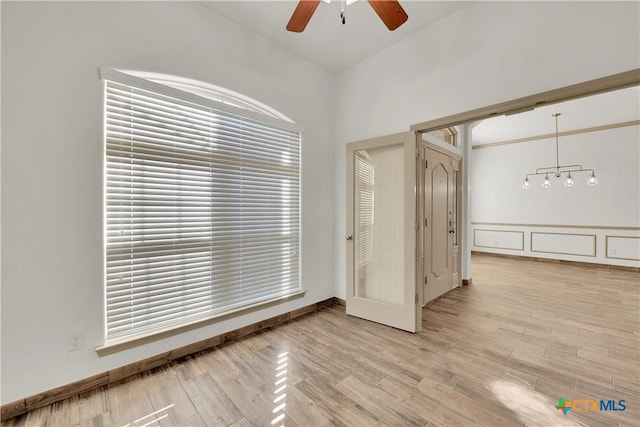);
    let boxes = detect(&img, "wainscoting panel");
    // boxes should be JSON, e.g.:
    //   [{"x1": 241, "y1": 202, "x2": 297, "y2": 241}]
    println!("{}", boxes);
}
[
  {"x1": 531, "y1": 232, "x2": 596, "y2": 257},
  {"x1": 606, "y1": 236, "x2": 640, "y2": 261},
  {"x1": 471, "y1": 222, "x2": 640, "y2": 268},
  {"x1": 473, "y1": 229, "x2": 524, "y2": 251}
]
